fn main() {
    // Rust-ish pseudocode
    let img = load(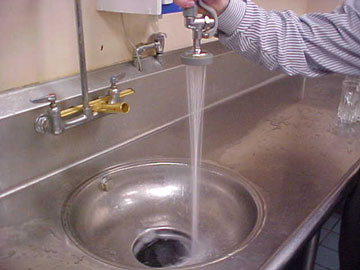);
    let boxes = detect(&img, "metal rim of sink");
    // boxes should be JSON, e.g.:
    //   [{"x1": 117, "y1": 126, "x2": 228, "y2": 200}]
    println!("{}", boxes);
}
[{"x1": 61, "y1": 159, "x2": 266, "y2": 269}]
